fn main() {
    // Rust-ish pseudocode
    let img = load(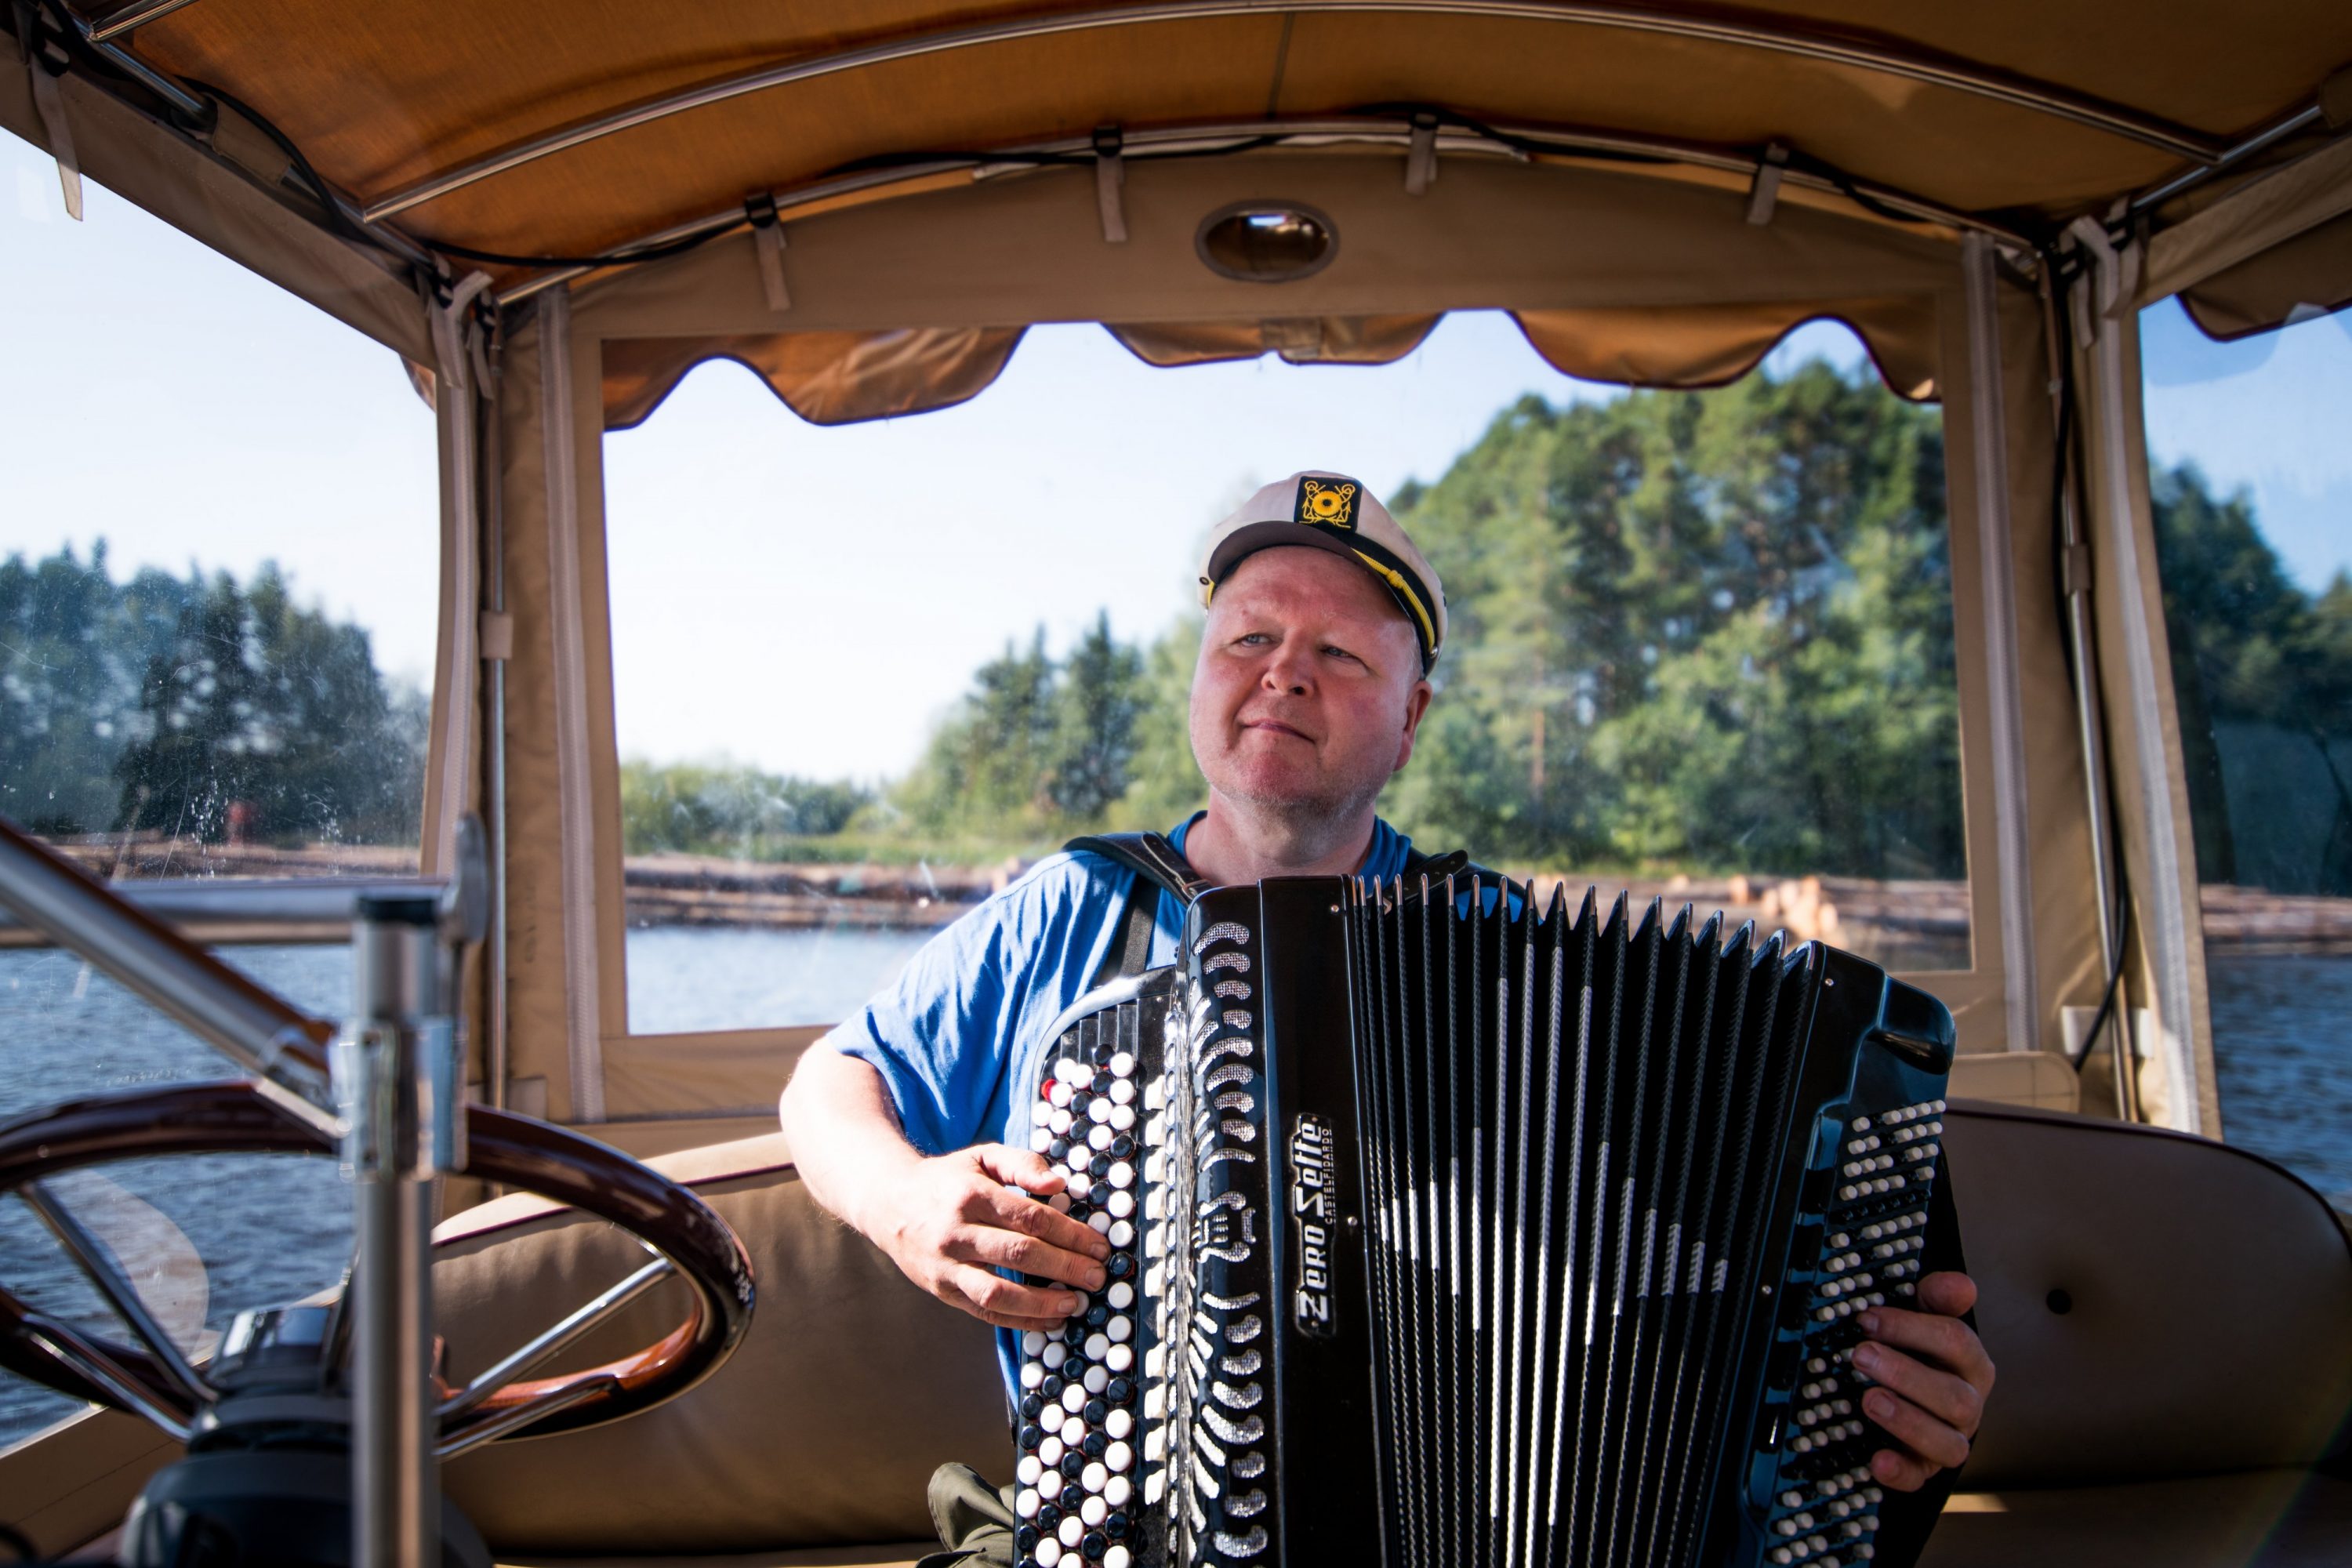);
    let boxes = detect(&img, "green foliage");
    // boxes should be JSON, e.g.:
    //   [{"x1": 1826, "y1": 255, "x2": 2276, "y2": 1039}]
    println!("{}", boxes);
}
[
  {"x1": 1382, "y1": 362, "x2": 1962, "y2": 877},
  {"x1": 0, "y1": 544, "x2": 423, "y2": 846},
  {"x1": 619, "y1": 758, "x2": 869, "y2": 857}
]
